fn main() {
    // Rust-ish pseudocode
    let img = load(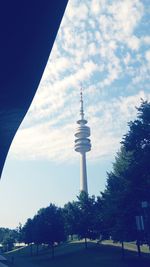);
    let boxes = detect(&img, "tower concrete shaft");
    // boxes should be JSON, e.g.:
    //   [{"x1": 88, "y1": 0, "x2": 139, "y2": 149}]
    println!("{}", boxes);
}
[
  {"x1": 74, "y1": 89, "x2": 91, "y2": 194},
  {"x1": 80, "y1": 152, "x2": 88, "y2": 193}
]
